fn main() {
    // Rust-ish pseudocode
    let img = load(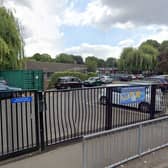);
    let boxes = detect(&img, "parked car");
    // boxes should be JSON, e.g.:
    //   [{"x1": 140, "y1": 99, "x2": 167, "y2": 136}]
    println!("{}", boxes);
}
[
  {"x1": 136, "y1": 74, "x2": 144, "y2": 80},
  {"x1": 130, "y1": 74, "x2": 136, "y2": 80},
  {"x1": 0, "y1": 83, "x2": 22, "y2": 99},
  {"x1": 145, "y1": 75, "x2": 168, "y2": 92},
  {"x1": 0, "y1": 79, "x2": 7, "y2": 85},
  {"x1": 99, "y1": 83, "x2": 166, "y2": 113},
  {"x1": 100, "y1": 76, "x2": 113, "y2": 84},
  {"x1": 119, "y1": 75, "x2": 132, "y2": 81},
  {"x1": 55, "y1": 76, "x2": 83, "y2": 89},
  {"x1": 84, "y1": 77, "x2": 103, "y2": 87}
]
